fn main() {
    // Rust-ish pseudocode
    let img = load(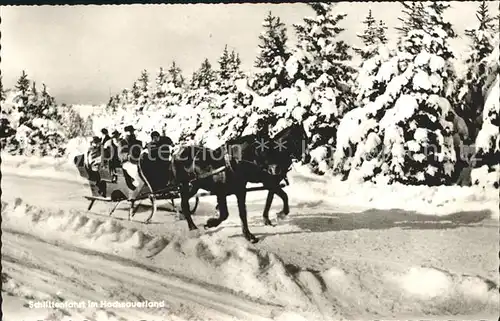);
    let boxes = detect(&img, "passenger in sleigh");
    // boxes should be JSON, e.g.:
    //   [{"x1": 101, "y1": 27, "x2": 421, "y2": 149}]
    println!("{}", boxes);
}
[
  {"x1": 142, "y1": 130, "x2": 176, "y2": 192},
  {"x1": 102, "y1": 129, "x2": 122, "y2": 181},
  {"x1": 85, "y1": 136, "x2": 102, "y2": 172},
  {"x1": 146, "y1": 130, "x2": 174, "y2": 160},
  {"x1": 118, "y1": 125, "x2": 144, "y2": 189}
]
